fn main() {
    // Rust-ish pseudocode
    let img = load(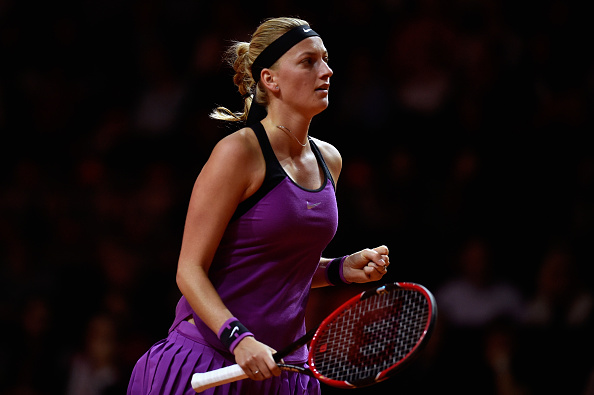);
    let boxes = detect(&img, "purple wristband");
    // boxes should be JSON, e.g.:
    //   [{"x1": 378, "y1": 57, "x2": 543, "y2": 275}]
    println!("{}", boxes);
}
[
  {"x1": 338, "y1": 255, "x2": 351, "y2": 284},
  {"x1": 326, "y1": 255, "x2": 351, "y2": 285},
  {"x1": 218, "y1": 317, "x2": 254, "y2": 353}
]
